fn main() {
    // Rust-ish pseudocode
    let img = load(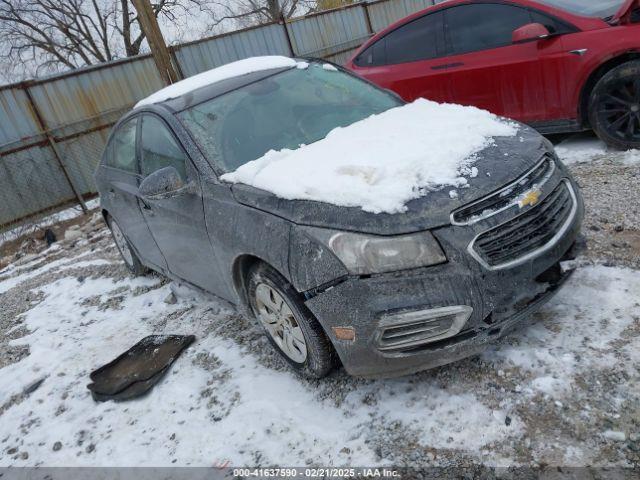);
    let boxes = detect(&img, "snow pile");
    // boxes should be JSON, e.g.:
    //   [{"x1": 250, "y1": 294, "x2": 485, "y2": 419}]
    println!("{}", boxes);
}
[
  {"x1": 556, "y1": 134, "x2": 640, "y2": 166},
  {"x1": 222, "y1": 99, "x2": 518, "y2": 214},
  {"x1": 135, "y1": 56, "x2": 298, "y2": 107}
]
